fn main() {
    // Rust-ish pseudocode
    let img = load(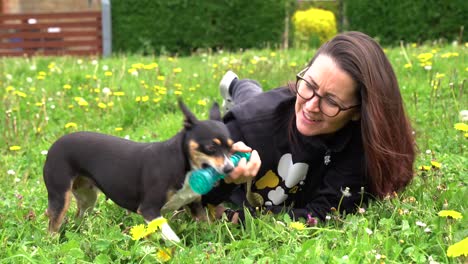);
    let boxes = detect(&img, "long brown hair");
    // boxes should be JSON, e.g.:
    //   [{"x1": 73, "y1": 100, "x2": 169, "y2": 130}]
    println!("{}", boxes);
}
[{"x1": 301, "y1": 31, "x2": 416, "y2": 198}]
